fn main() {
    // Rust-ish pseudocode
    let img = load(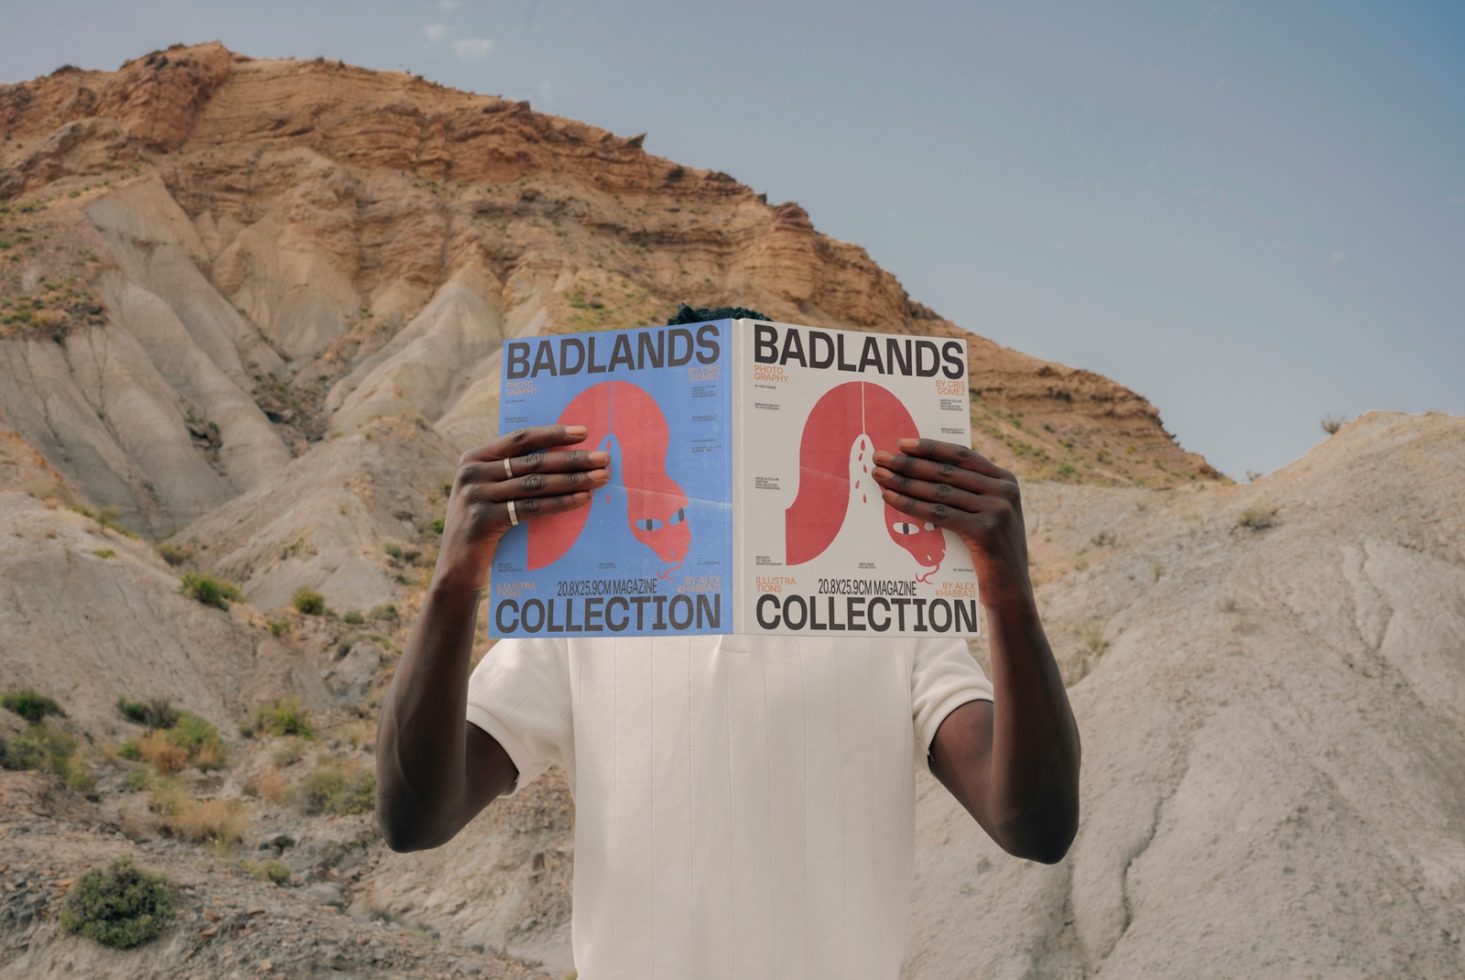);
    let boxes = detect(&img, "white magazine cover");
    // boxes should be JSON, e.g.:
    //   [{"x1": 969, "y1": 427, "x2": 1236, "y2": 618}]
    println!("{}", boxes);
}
[{"x1": 732, "y1": 319, "x2": 982, "y2": 637}]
